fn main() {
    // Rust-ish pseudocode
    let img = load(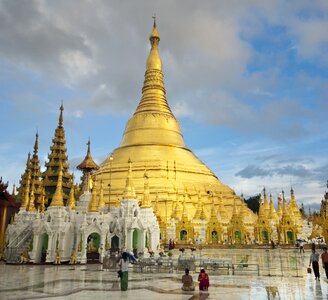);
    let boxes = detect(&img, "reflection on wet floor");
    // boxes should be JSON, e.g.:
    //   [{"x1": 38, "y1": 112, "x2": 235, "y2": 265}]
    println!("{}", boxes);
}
[{"x1": 0, "y1": 248, "x2": 327, "y2": 299}]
